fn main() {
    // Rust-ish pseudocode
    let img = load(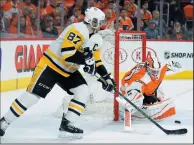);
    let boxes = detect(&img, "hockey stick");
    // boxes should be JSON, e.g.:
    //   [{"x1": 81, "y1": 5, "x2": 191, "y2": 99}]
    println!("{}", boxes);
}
[{"x1": 95, "y1": 75, "x2": 188, "y2": 135}]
